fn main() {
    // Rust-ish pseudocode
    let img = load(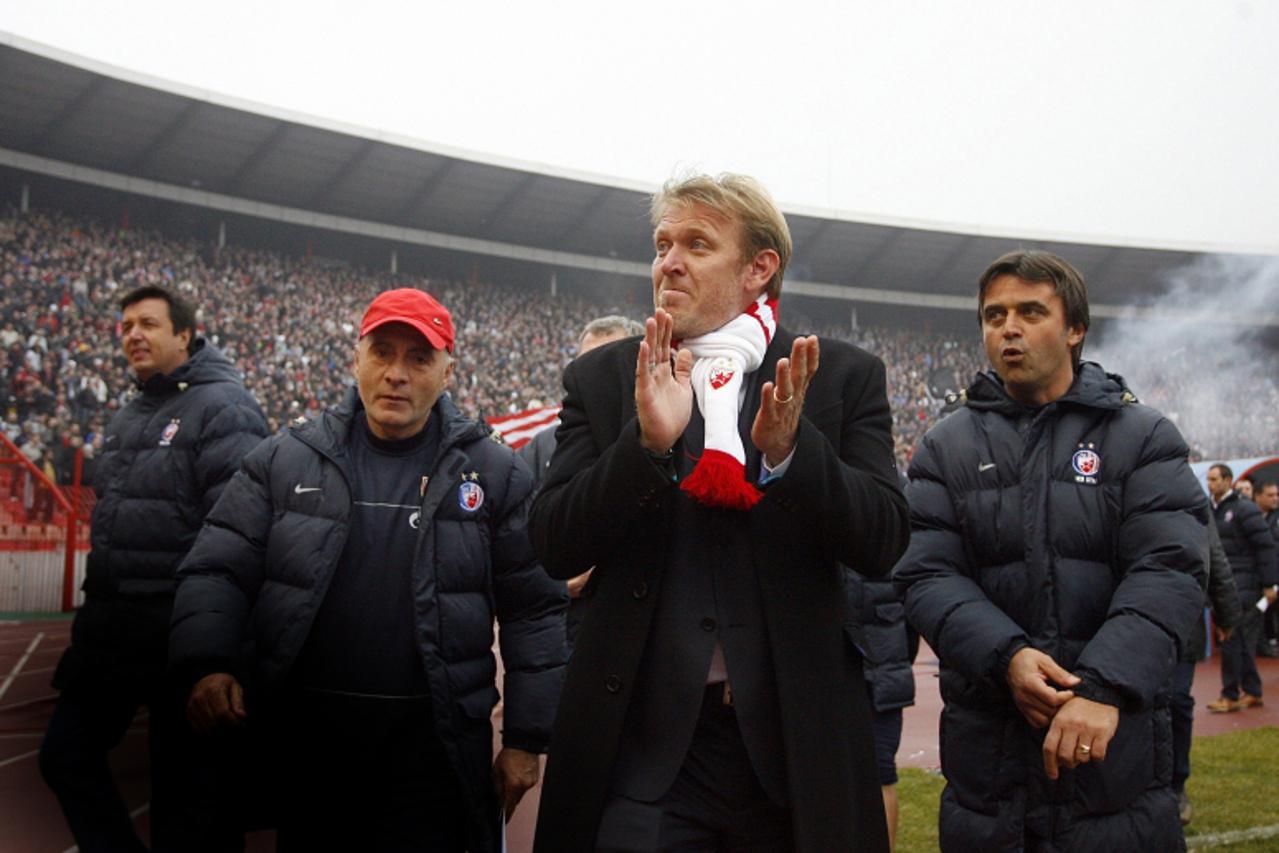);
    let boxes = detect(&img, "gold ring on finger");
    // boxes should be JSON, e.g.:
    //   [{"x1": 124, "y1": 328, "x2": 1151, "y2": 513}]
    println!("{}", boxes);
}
[{"x1": 773, "y1": 390, "x2": 794, "y2": 404}]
